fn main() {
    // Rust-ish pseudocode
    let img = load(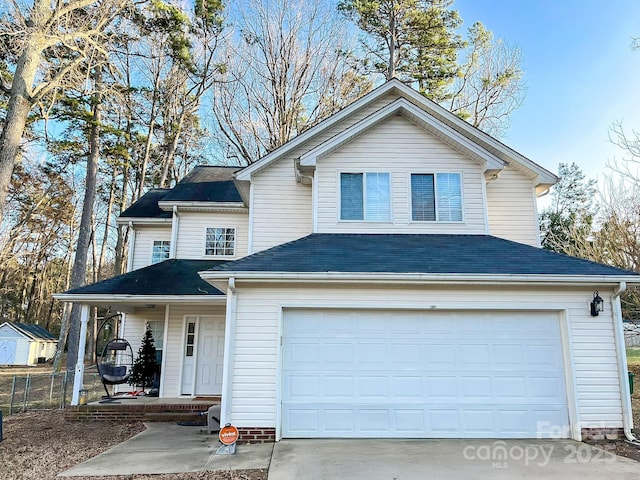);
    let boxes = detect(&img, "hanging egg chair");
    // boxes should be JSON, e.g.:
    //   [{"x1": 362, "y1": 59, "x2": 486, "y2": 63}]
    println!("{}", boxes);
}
[{"x1": 97, "y1": 338, "x2": 134, "y2": 400}]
